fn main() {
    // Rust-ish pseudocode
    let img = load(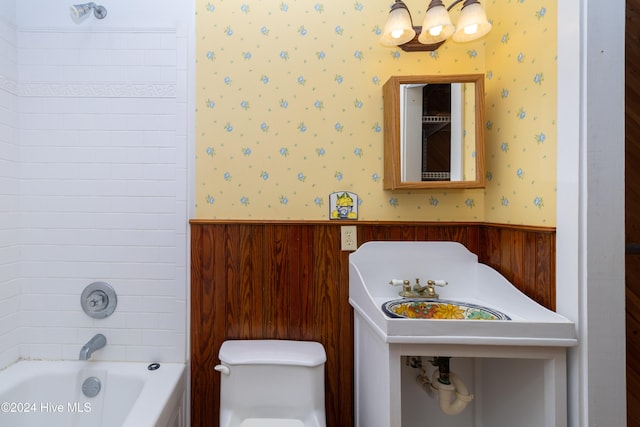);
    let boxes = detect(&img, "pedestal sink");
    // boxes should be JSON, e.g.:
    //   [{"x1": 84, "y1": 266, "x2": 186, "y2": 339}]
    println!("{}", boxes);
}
[{"x1": 349, "y1": 241, "x2": 577, "y2": 427}]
